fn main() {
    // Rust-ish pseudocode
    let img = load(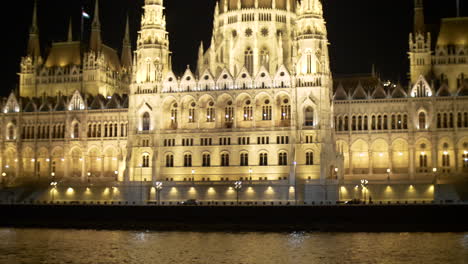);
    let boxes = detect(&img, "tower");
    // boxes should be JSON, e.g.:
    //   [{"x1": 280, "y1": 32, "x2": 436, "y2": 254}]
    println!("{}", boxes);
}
[
  {"x1": 90, "y1": 0, "x2": 102, "y2": 53},
  {"x1": 126, "y1": 0, "x2": 171, "y2": 182},
  {"x1": 20, "y1": 0, "x2": 41, "y2": 97},
  {"x1": 294, "y1": 0, "x2": 340, "y2": 185},
  {"x1": 409, "y1": 0, "x2": 431, "y2": 84}
]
